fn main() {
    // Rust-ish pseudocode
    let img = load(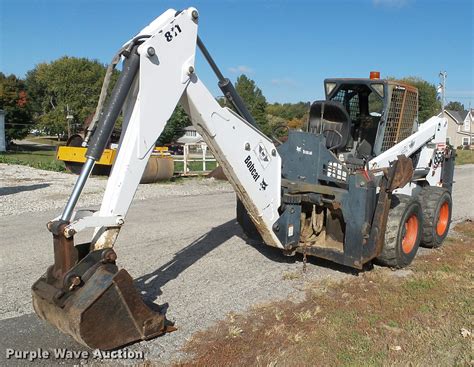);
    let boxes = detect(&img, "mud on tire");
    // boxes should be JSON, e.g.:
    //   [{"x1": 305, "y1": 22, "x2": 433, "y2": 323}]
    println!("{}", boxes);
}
[
  {"x1": 376, "y1": 195, "x2": 423, "y2": 268},
  {"x1": 418, "y1": 187, "x2": 452, "y2": 248}
]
